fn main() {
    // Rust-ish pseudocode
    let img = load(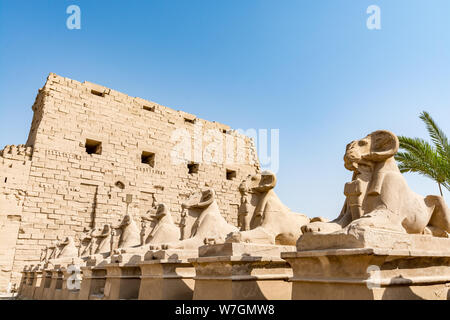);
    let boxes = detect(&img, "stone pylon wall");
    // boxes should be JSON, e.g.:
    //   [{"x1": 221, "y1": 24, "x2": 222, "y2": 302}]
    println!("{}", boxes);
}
[
  {"x1": 1, "y1": 73, "x2": 260, "y2": 292},
  {"x1": 0, "y1": 145, "x2": 32, "y2": 292}
]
